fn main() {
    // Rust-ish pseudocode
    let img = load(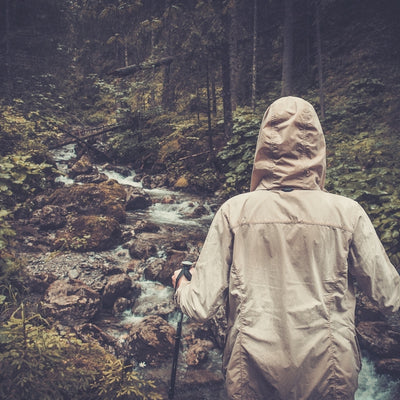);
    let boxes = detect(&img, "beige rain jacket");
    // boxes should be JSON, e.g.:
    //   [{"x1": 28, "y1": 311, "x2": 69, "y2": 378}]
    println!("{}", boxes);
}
[{"x1": 176, "y1": 97, "x2": 400, "y2": 399}]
